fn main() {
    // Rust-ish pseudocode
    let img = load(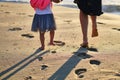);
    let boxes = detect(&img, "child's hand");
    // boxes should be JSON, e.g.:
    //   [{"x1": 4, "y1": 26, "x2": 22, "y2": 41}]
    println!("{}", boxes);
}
[
  {"x1": 73, "y1": 0, "x2": 78, "y2": 4},
  {"x1": 52, "y1": 0, "x2": 63, "y2": 3}
]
